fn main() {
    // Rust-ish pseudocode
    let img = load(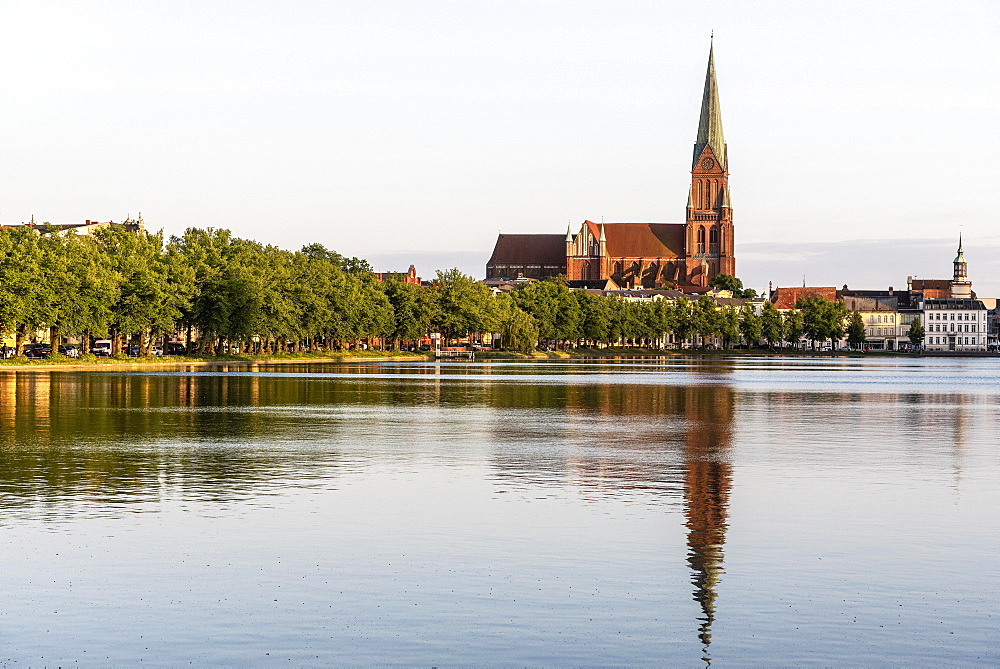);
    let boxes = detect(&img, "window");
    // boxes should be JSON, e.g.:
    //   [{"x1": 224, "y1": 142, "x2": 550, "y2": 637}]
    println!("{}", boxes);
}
[{"x1": 697, "y1": 227, "x2": 706, "y2": 254}]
